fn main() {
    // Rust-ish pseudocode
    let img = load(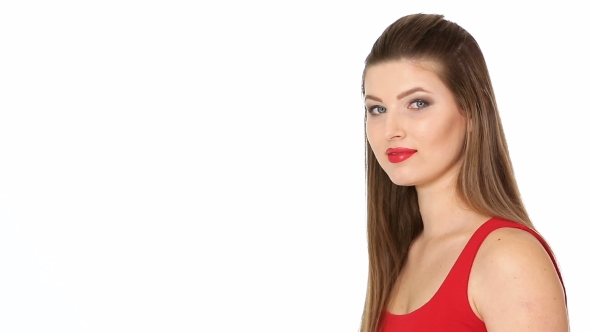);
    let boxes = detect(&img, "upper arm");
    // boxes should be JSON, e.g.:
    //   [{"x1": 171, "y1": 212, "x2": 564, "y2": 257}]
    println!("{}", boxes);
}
[{"x1": 471, "y1": 228, "x2": 569, "y2": 332}]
